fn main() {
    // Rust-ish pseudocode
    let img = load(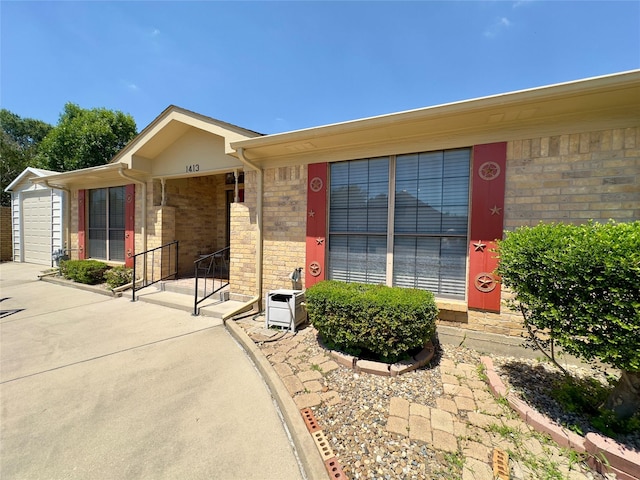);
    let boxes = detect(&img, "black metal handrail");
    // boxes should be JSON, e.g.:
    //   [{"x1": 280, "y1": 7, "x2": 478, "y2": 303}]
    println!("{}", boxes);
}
[
  {"x1": 193, "y1": 246, "x2": 229, "y2": 316},
  {"x1": 131, "y1": 240, "x2": 179, "y2": 302}
]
